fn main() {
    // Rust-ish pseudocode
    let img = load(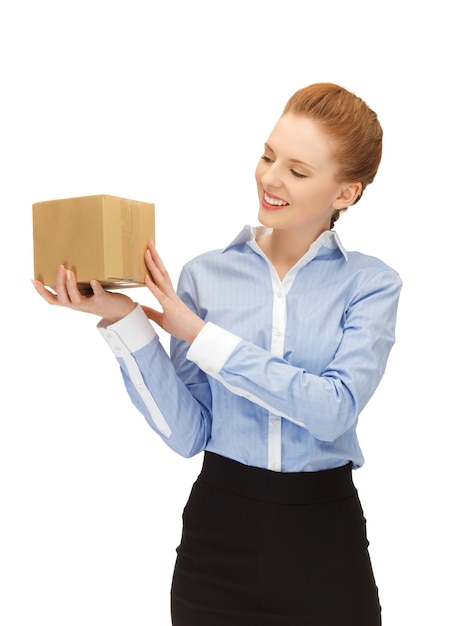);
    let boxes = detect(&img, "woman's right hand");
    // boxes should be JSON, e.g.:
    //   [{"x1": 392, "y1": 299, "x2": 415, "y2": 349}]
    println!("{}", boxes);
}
[{"x1": 32, "y1": 265, "x2": 137, "y2": 323}]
